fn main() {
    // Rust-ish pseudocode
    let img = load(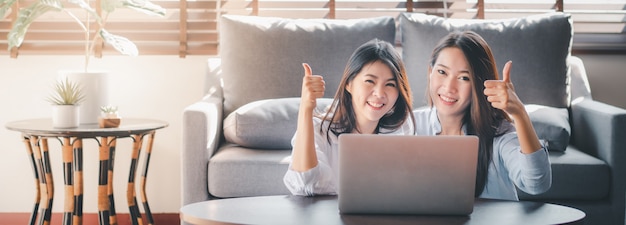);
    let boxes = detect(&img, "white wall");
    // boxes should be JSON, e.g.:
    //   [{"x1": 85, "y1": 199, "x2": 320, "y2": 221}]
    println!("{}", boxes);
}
[{"x1": 0, "y1": 55, "x2": 206, "y2": 213}]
